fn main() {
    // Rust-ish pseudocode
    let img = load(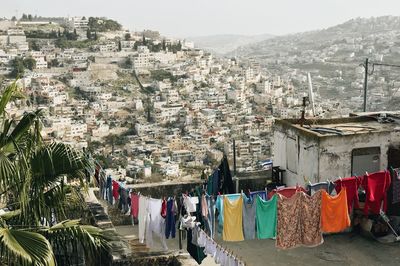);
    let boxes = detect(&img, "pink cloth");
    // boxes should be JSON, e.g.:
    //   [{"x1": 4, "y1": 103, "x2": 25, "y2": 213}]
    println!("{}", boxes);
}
[
  {"x1": 131, "y1": 194, "x2": 139, "y2": 219},
  {"x1": 268, "y1": 186, "x2": 307, "y2": 199},
  {"x1": 201, "y1": 195, "x2": 208, "y2": 219}
]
